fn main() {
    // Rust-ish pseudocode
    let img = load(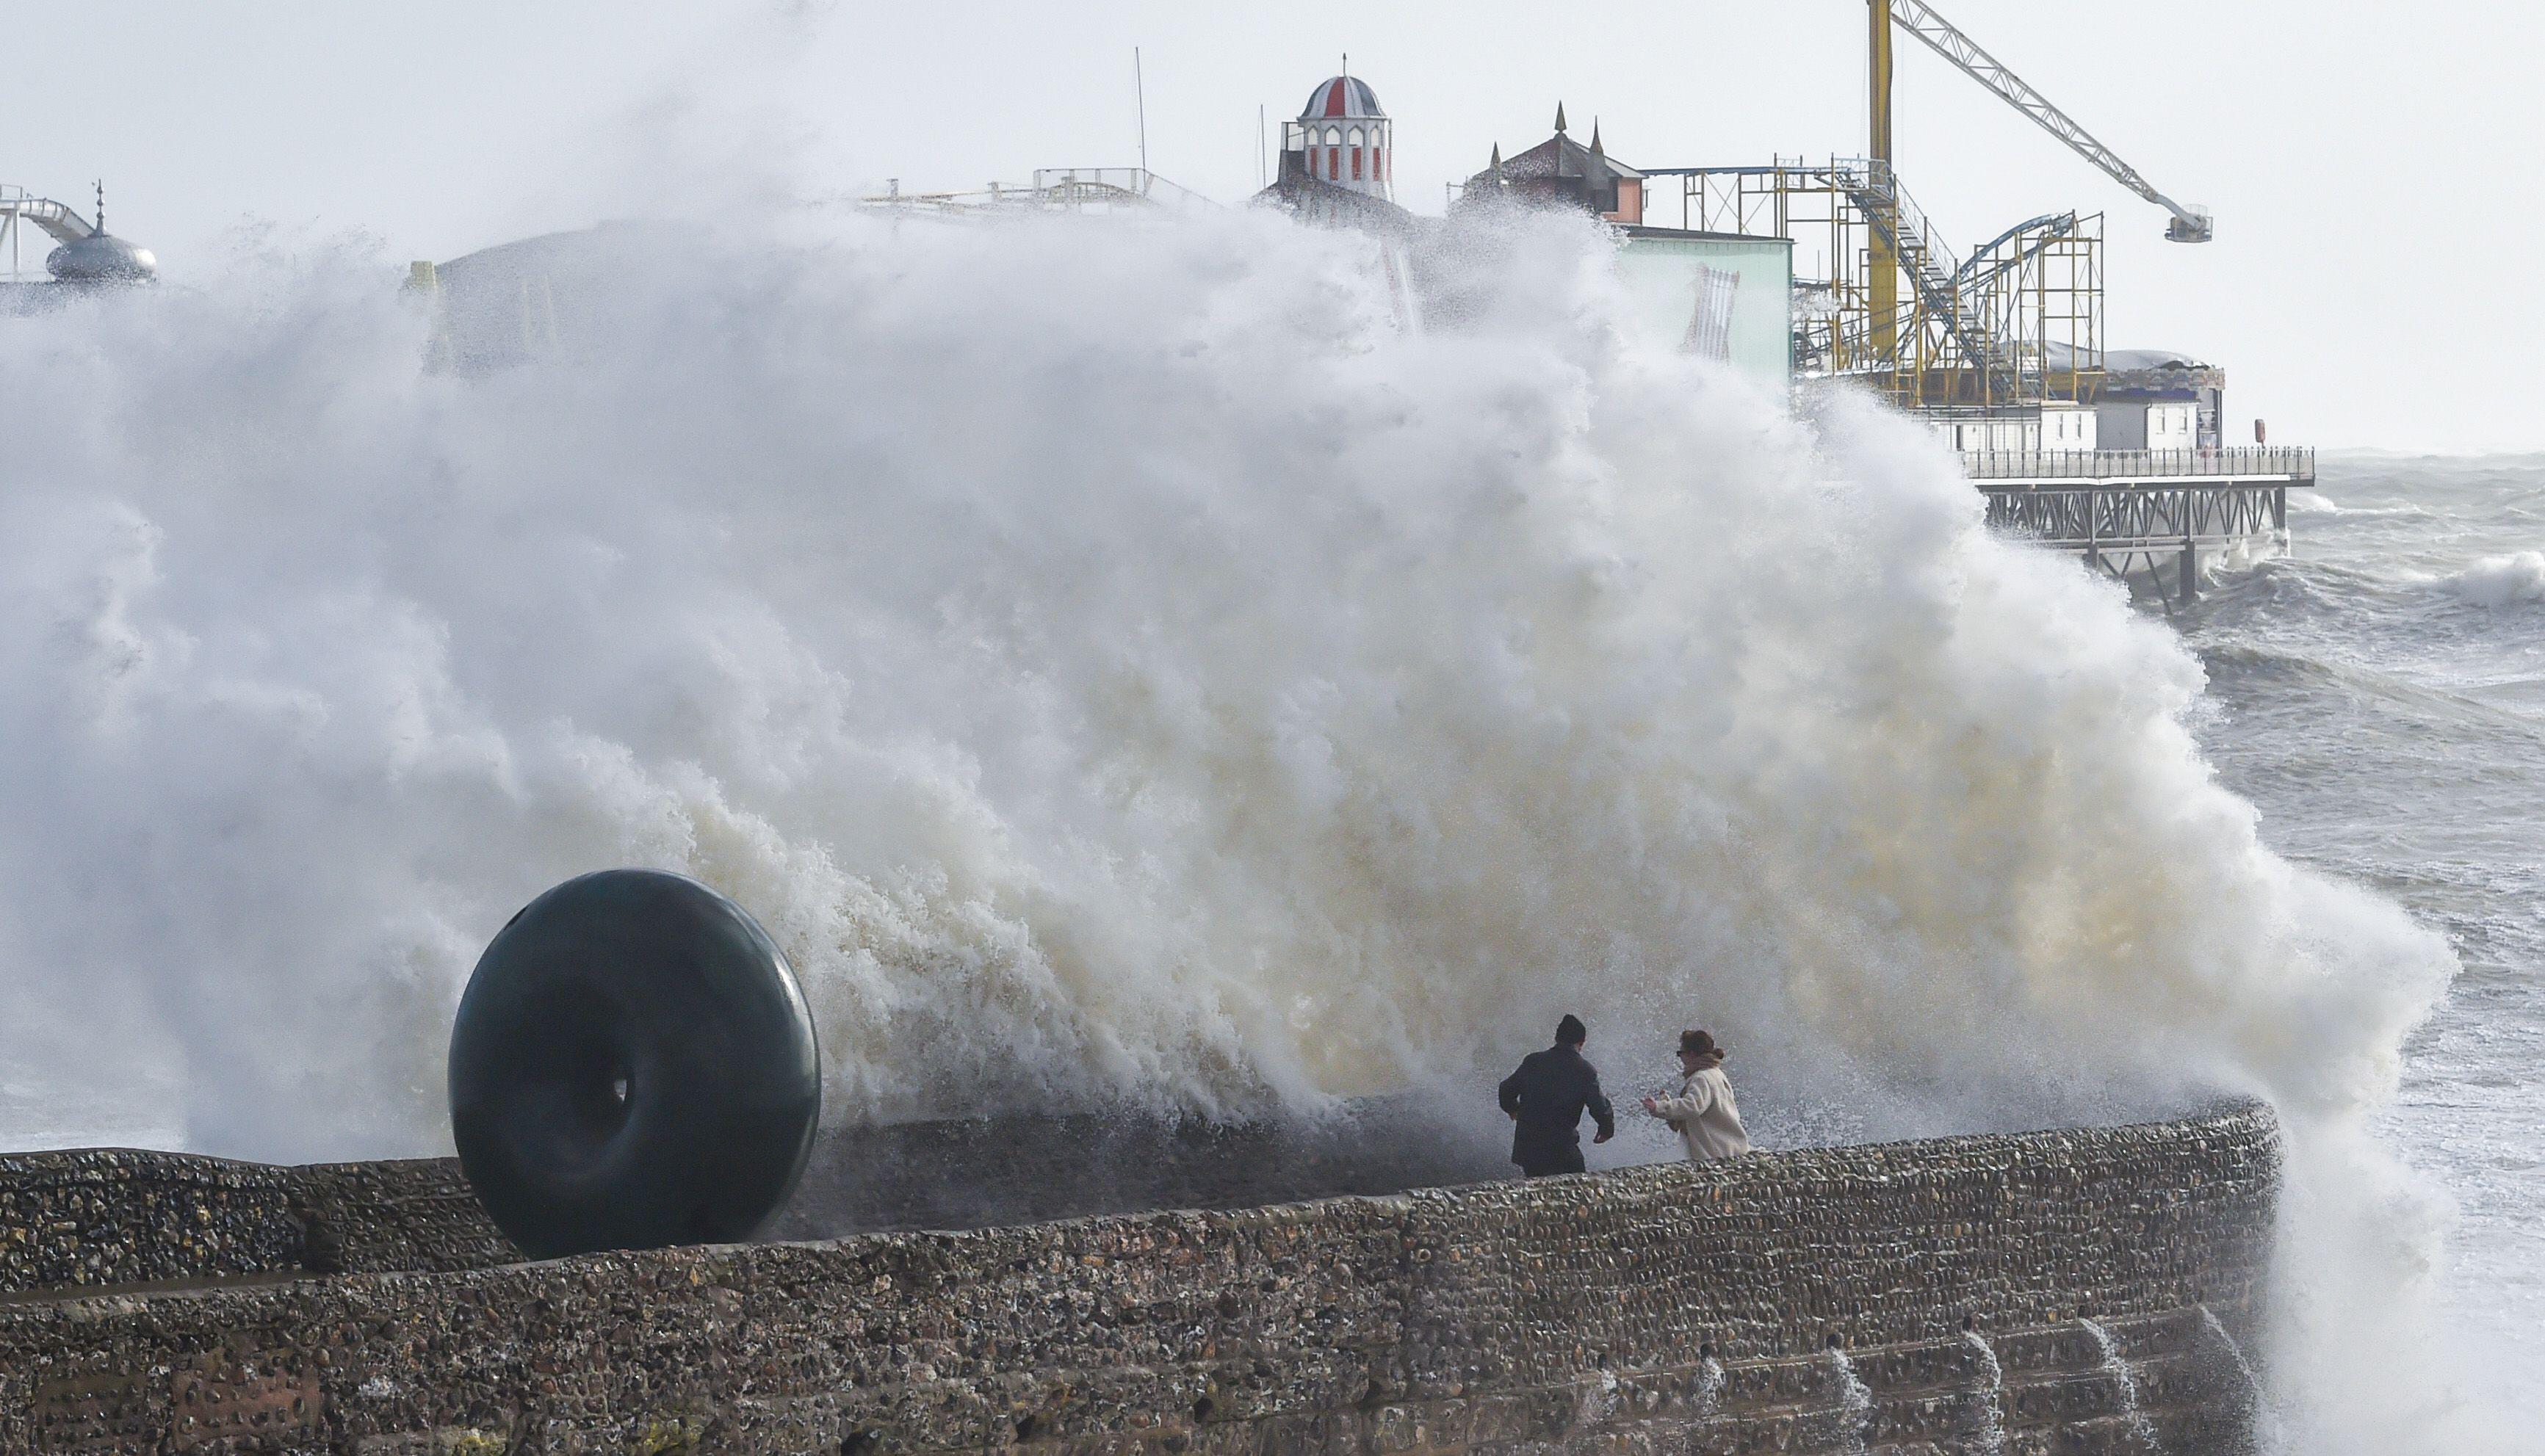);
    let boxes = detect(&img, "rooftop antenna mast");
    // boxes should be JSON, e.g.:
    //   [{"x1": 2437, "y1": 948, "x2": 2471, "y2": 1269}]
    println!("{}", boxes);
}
[
  {"x1": 1867, "y1": 1, "x2": 1898, "y2": 360},
  {"x1": 1134, "y1": 48, "x2": 1149, "y2": 184}
]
